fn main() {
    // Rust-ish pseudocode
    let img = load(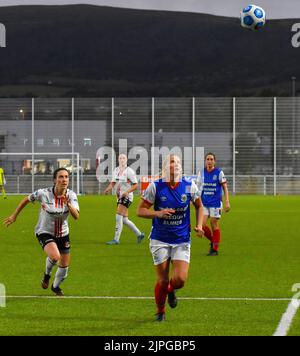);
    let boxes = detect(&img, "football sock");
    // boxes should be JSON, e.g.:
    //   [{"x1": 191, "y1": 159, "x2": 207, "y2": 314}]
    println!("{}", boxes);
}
[
  {"x1": 203, "y1": 226, "x2": 213, "y2": 242},
  {"x1": 123, "y1": 217, "x2": 141, "y2": 237},
  {"x1": 113, "y1": 214, "x2": 123, "y2": 242},
  {"x1": 212, "y1": 229, "x2": 221, "y2": 251},
  {"x1": 1, "y1": 186, "x2": 6, "y2": 199},
  {"x1": 53, "y1": 267, "x2": 69, "y2": 288},
  {"x1": 45, "y1": 257, "x2": 57, "y2": 276},
  {"x1": 155, "y1": 282, "x2": 168, "y2": 314},
  {"x1": 167, "y1": 279, "x2": 175, "y2": 293}
]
